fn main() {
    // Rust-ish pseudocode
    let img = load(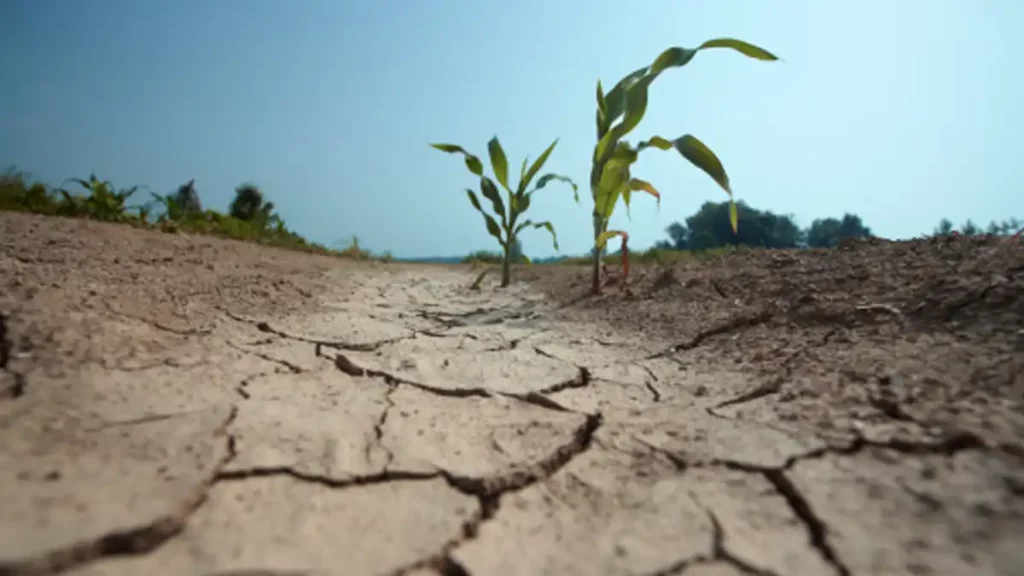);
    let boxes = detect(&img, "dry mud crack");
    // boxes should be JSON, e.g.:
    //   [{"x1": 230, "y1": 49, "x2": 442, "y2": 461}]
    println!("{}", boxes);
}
[{"x1": 1, "y1": 214, "x2": 1023, "y2": 576}]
